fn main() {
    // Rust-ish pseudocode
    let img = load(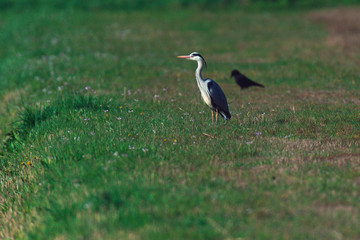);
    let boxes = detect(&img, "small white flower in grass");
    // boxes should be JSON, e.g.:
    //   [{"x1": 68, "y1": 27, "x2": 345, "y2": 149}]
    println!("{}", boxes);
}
[
  {"x1": 154, "y1": 94, "x2": 160, "y2": 99},
  {"x1": 85, "y1": 86, "x2": 91, "y2": 90},
  {"x1": 116, "y1": 117, "x2": 122, "y2": 120},
  {"x1": 142, "y1": 148, "x2": 149, "y2": 153},
  {"x1": 245, "y1": 208, "x2": 254, "y2": 214},
  {"x1": 90, "y1": 132, "x2": 95, "y2": 136},
  {"x1": 152, "y1": 129, "x2": 156, "y2": 134},
  {"x1": 129, "y1": 145, "x2": 135, "y2": 150},
  {"x1": 246, "y1": 141, "x2": 253, "y2": 145},
  {"x1": 128, "y1": 110, "x2": 134, "y2": 113},
  {"x1": 84, "y1": 118, "x2": 90, "y2": 121},
  {"x1": 104, "y1": 109, "x2": 109, "y2": 113},
  {"x1": 57, "y1": 86, "x2": 63, "y2": 91},
  {"x1": 134, "y1": 99, "x2": 138, "y2": 102},
  {"x1": 113, "y1": 152, "x2": 119, "y2": 156},
  {"x1": 51, "y1": 38, "x2": 58, "y2": 45},
  {"x1": 192, "y1": 135, "x2": 196, "y2": 138},
  {"x1": 67, "y1": 130, "x2": 72, "y2": 134},
  {"x1": 284, "y1": 134, "x2": 292, "y2": 139}
]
